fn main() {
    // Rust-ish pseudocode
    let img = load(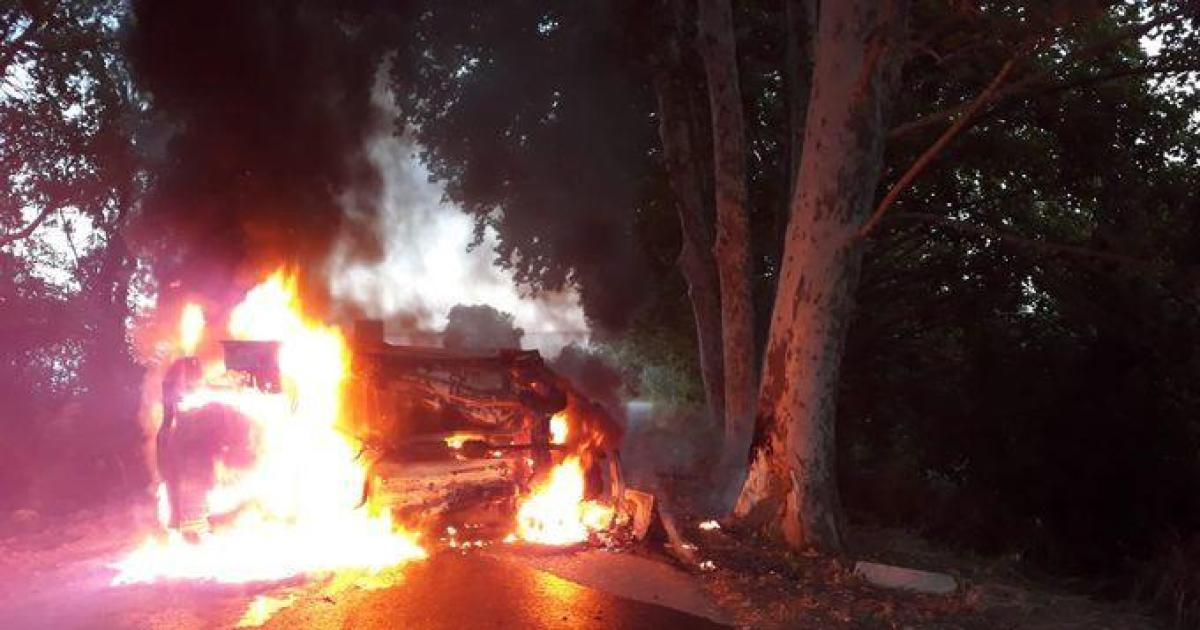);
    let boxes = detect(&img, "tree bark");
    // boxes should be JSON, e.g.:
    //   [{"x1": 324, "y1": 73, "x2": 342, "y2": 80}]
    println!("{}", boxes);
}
[
  {"x1": 650, "y1": 0, "x2": 725, "y2": 421},
  {"x1": 734, "y1": 0, "x2": 907, "y2": 552},
  {"x1": 697, "y1": 0, "x2": 756, "y2": 472}
]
